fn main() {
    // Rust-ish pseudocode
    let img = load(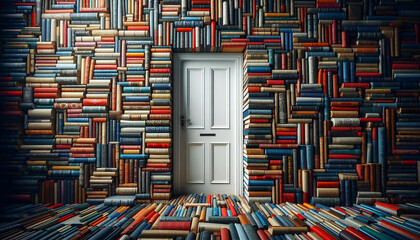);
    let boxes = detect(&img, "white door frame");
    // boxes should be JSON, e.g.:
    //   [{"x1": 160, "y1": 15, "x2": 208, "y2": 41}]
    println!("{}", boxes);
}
[{"x1": 173, "y1": 53, "x2": 243, "y2": 195}]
